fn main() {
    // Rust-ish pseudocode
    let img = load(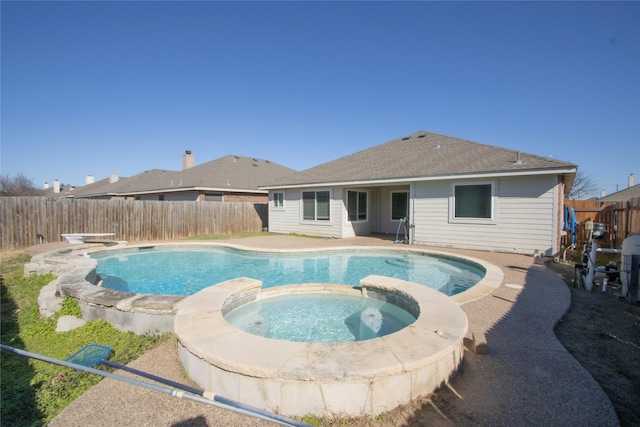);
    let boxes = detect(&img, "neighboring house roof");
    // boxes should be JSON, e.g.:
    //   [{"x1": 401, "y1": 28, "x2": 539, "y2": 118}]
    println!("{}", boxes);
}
[
  {"x1": 43, "y1": 182, "x2": 83, "y2": 198},
  {"x1": 42, "y1": 187, "x2": 70, "y2": 198},
  {"x1": 171, "y1": 155, "x2": 296, "y2": 195},
  {"x1": 68, "y1": 155, "x2": 296, "y2": 198},
  {"x1": 71, "y1": 177, "x2": 117, "y2": 197},
  {"x1": 70, "y1": 171, "x2": 171, "y2": 198},
  {"x1": 261, "y1": 131, "x2": 577, "y2": 189},
  {"x1": 598, "y1": 184, "x2": 640, "y2": 202}
]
